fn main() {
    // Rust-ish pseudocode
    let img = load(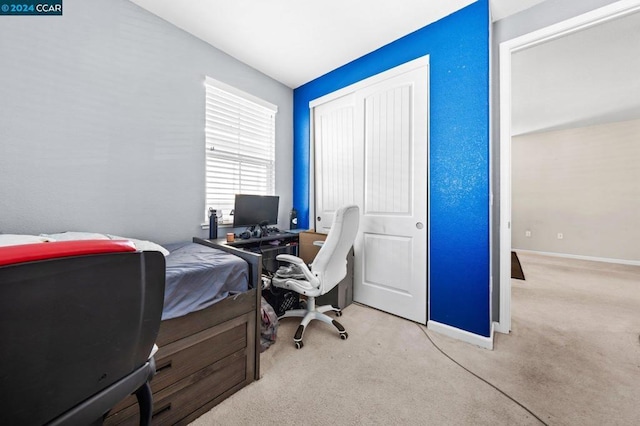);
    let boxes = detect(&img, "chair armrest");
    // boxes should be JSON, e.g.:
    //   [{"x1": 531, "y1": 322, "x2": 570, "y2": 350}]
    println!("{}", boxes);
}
[
  {"x1": 275, "y1": 254, "x2": 317, "y2": 283},
  {"x1": 276, "y1": 254, "x2": 306, "y2": 265}
]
